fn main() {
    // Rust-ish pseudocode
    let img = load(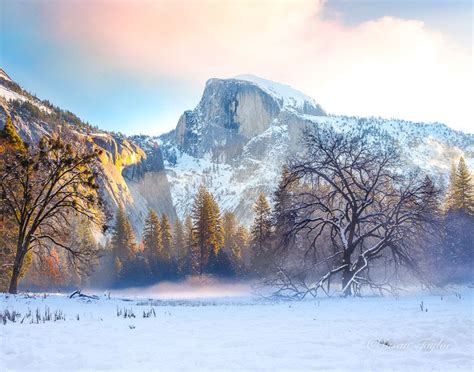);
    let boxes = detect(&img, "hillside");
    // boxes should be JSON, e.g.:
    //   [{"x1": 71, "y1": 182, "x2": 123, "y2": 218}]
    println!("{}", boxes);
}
[{"x1": 0, "y1": 73, "x2": 175, "y2": 235}]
